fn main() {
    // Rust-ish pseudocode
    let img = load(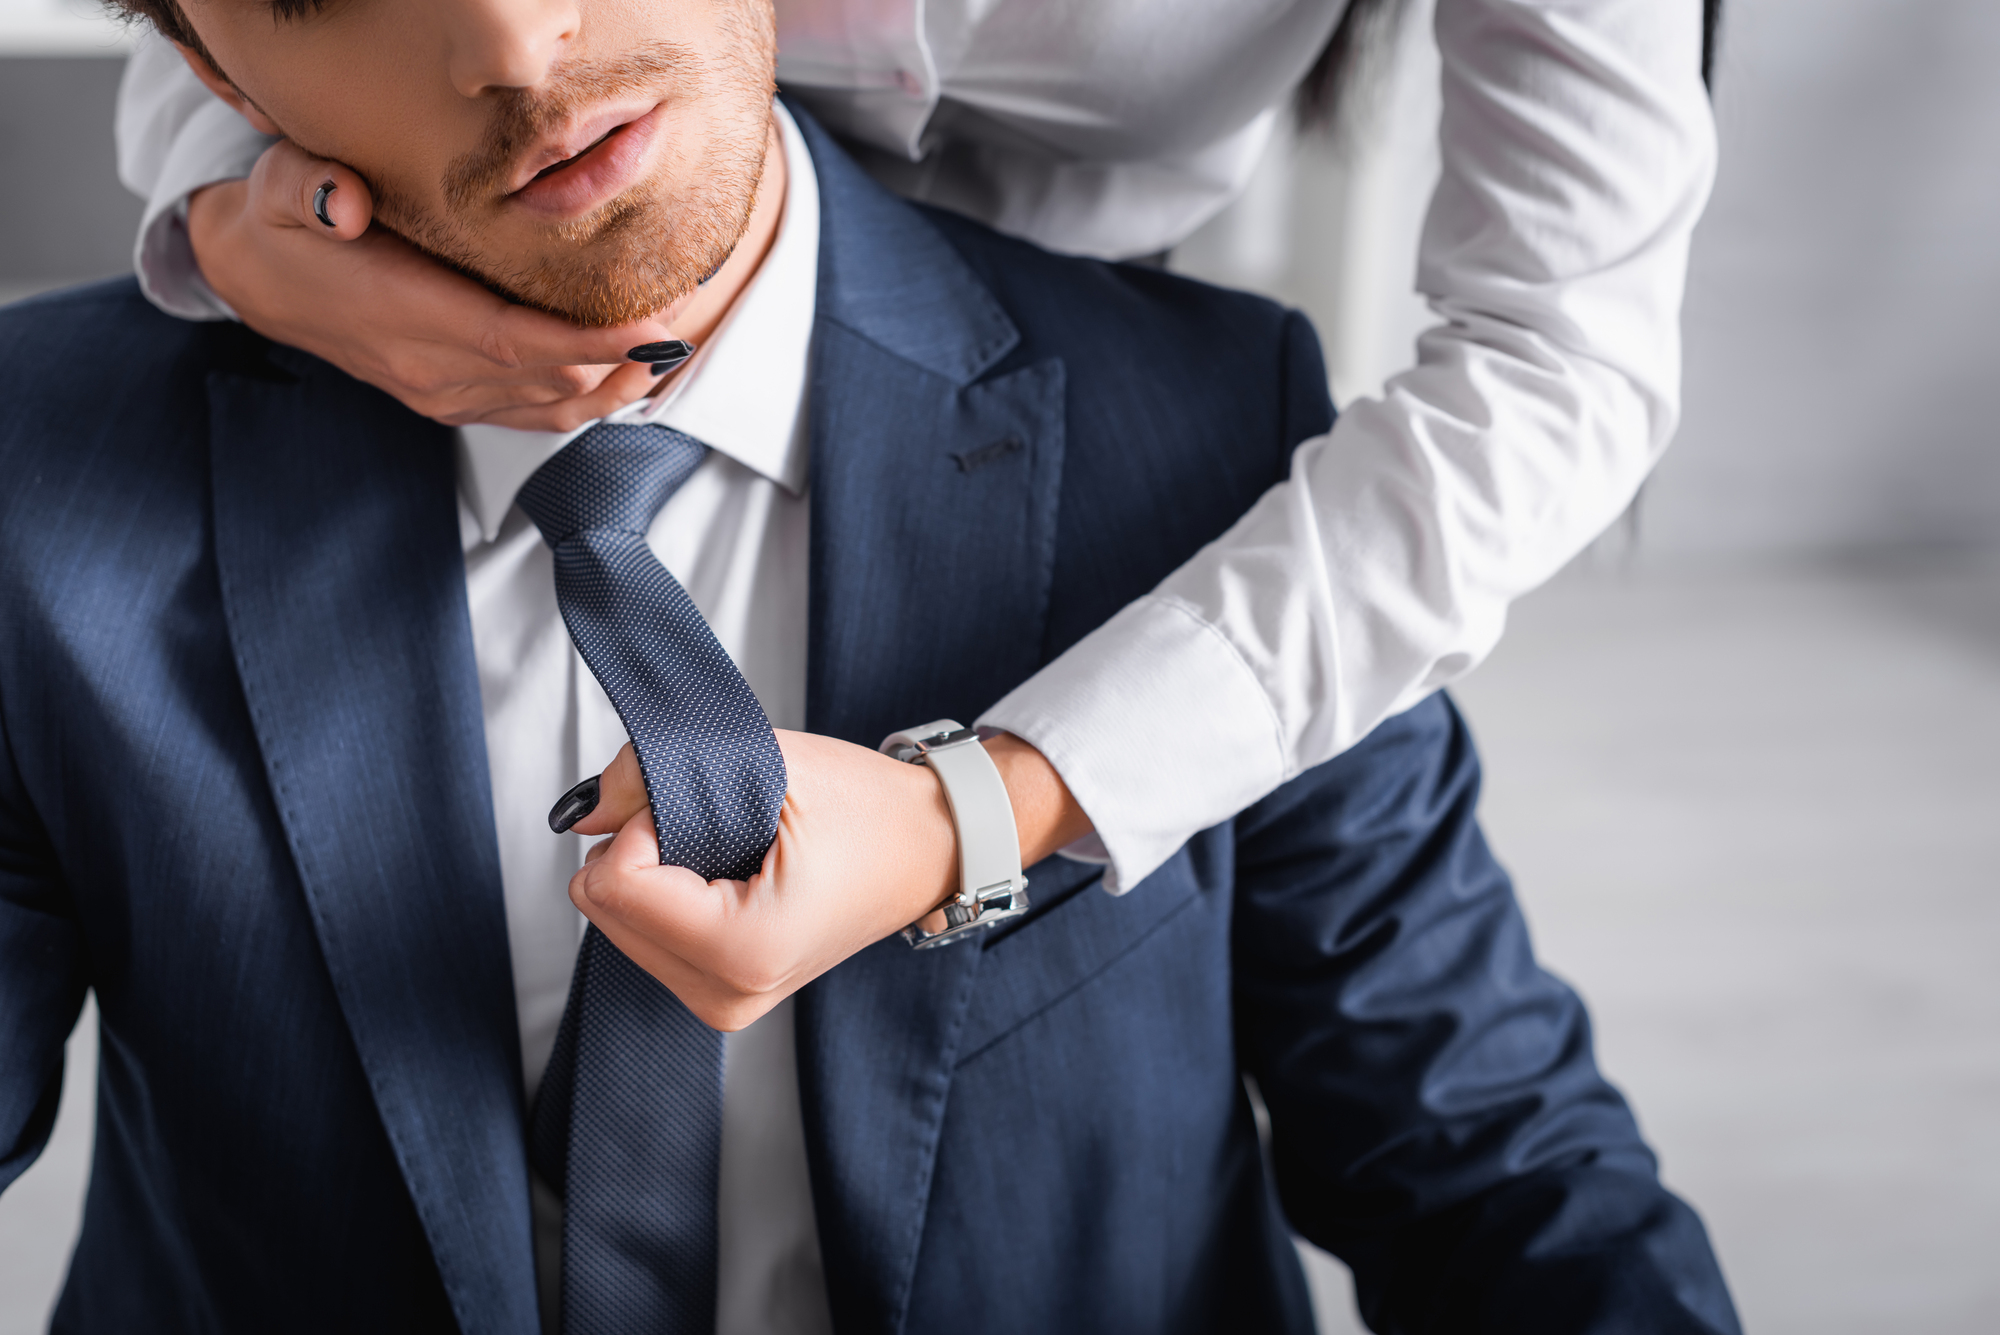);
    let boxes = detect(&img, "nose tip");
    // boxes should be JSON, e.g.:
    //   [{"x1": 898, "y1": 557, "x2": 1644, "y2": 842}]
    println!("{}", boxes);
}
[{"x1": 445, "y1": 0, "x2": 581, "y2": 97}]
